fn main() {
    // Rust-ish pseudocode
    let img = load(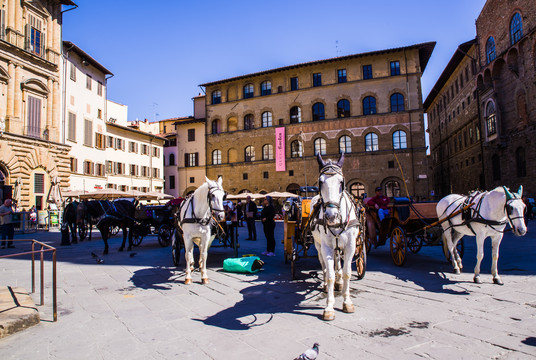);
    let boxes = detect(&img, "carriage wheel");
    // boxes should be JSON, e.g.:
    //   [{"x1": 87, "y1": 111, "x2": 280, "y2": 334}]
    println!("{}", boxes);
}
[
  {"x1": 158, "y1": 224, "x2": 173, "y2": 247},
  {"x1": 442, "y1": 237, "x2": 465, "y2": 262},
  {"x1": 407, "y1": 235, "x2": 423, "y2": 254},
  {"x1": 390, "y1": 226, "x2": 407, "y2": 266},
  {"x1": 354, "y1": 239, "x2": 367, "y2": 280},
  {"x1": 132, "y1": 224, "x2": 144, "y2": 247},
  {"x1": 172, "y1": 229, "x2": 182, "y2": 266},
  {"x1": 364, "y1": 226, "x2": 372, "y2": 254},
  {"x1": 78, "y1": 219, "x2": 88, "y2": 241}
]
